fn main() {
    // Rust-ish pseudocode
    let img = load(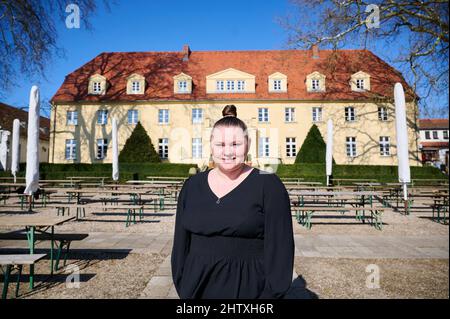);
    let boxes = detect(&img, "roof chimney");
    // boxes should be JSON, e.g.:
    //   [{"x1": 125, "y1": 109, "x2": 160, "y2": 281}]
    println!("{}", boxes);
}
[
  {"x1": 182, "y1": 45, "x2": 191, "y2": 61},
  {"x1": 311, "y1": 44, "x2": 319, "y2": 59}
]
